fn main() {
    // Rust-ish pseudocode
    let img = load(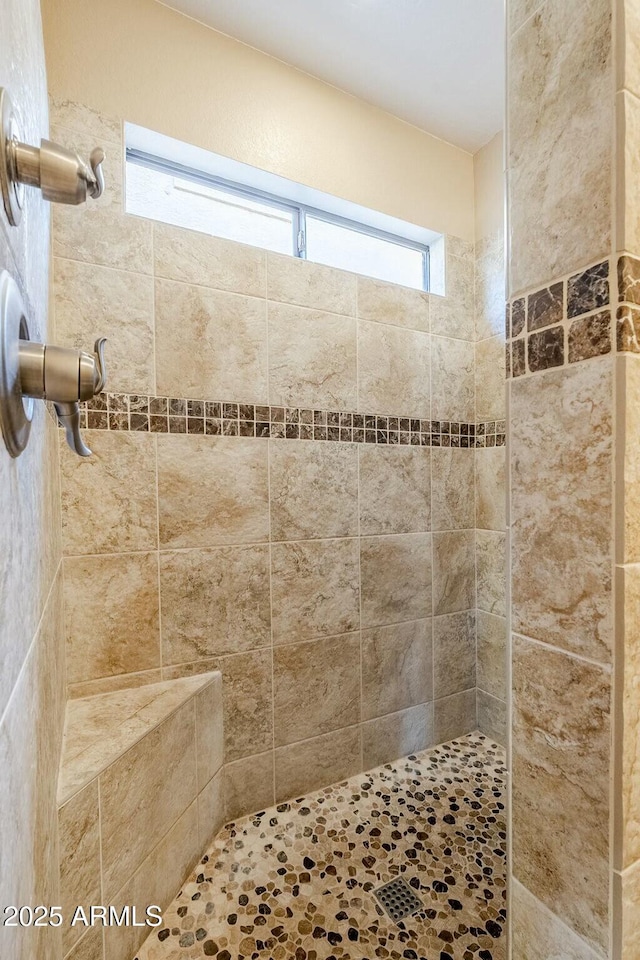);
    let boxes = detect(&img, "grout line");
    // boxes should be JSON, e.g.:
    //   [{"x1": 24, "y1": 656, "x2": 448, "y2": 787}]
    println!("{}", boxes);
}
[{"x1": 512, "y1": 630, "x2": 613, "y2": 672}]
